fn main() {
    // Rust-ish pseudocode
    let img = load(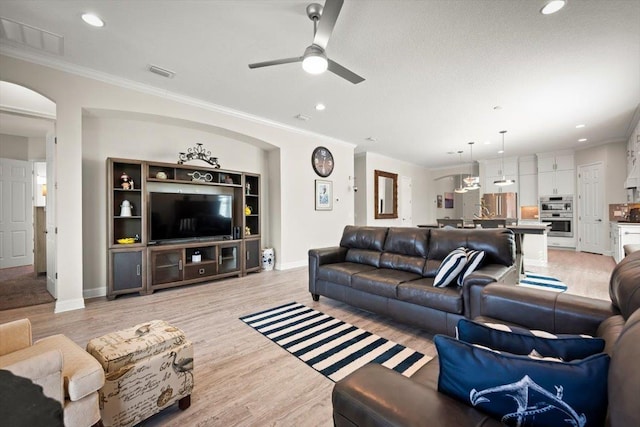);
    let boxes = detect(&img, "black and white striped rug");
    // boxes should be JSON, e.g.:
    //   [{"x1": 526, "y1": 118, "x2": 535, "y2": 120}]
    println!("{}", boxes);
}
[
  {"x1": 240, "y1": 302, "x2": 431, "y2": 382},
  {"x1": 519, "y1": 272, "x2": 568, "y2": 292}
]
